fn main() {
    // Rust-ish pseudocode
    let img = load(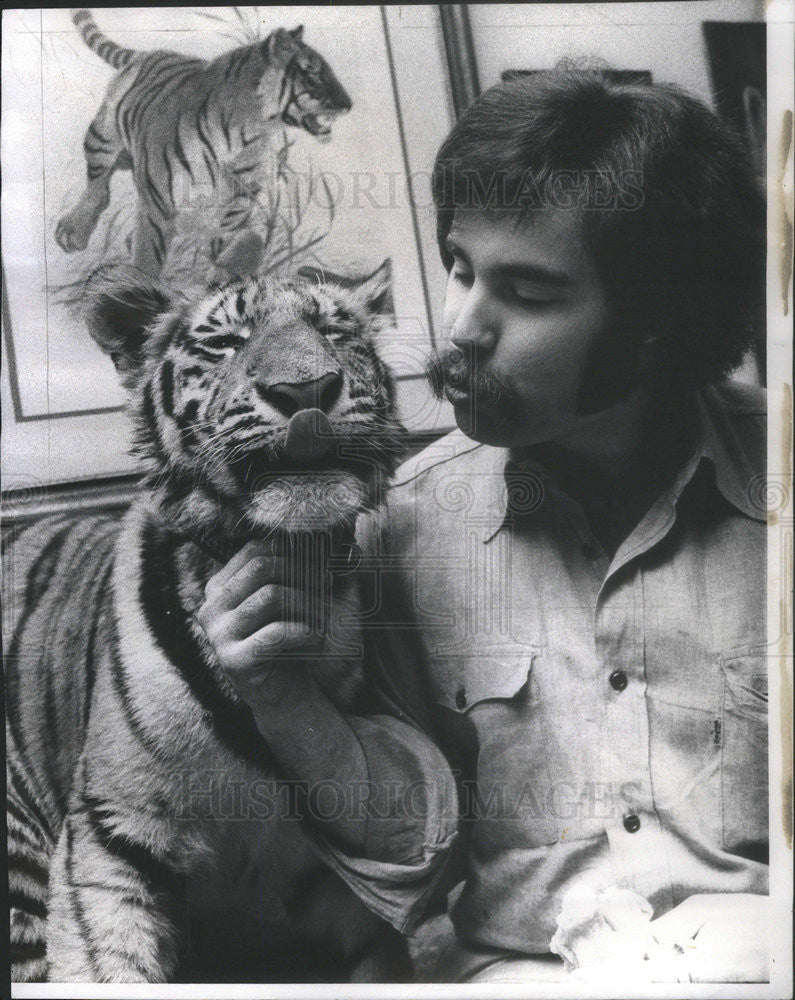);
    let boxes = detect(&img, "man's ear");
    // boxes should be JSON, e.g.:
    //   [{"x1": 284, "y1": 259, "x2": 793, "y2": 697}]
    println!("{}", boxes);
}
[{"x1": 86, "y1": 285, "x2": 170, "y2": 383}]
